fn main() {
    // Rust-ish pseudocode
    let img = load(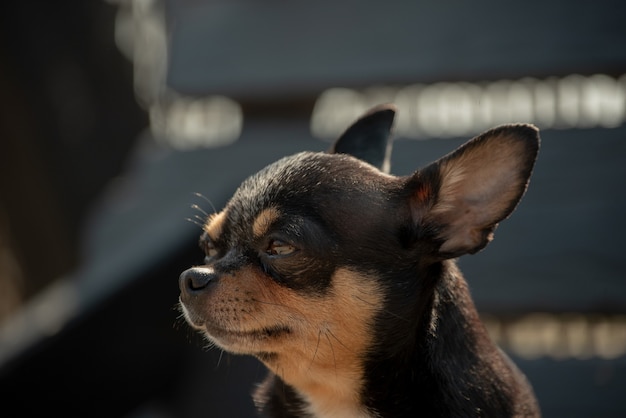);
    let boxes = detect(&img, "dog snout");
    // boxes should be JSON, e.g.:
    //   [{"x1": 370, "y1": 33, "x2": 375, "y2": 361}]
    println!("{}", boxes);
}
[{"x1": 179, "y1": 267, "x2": 216, "y2": 298}]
